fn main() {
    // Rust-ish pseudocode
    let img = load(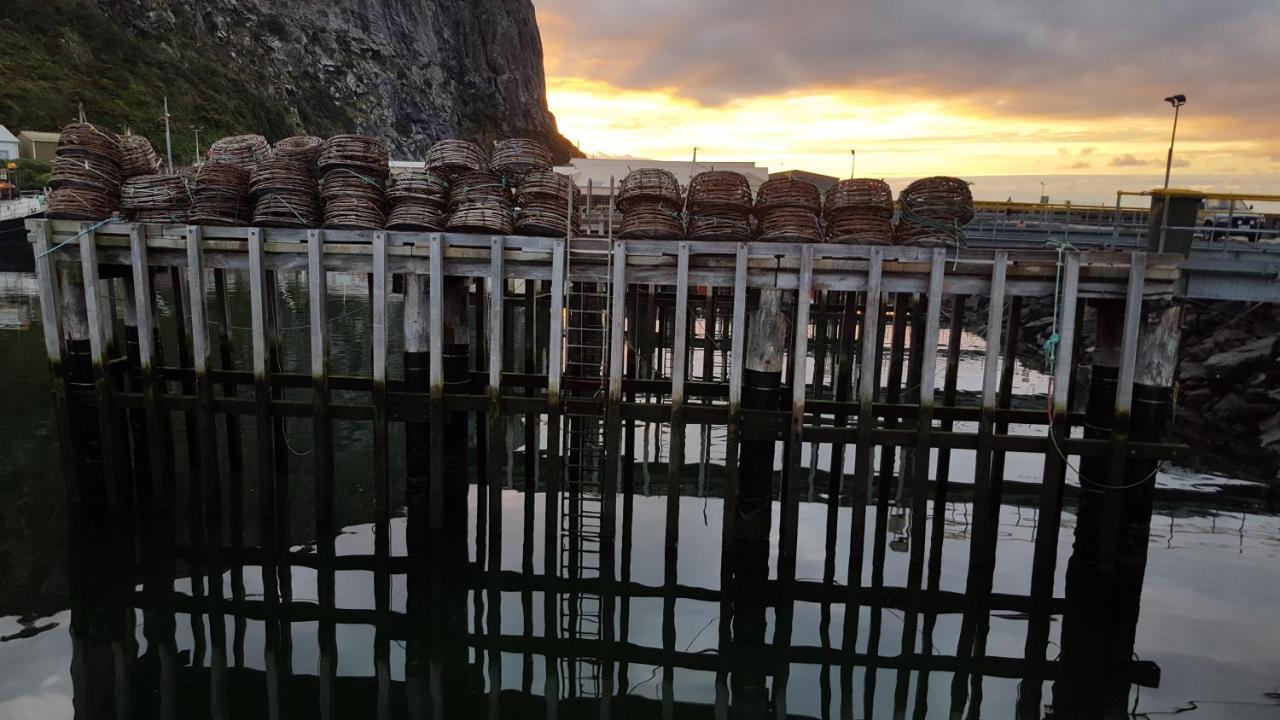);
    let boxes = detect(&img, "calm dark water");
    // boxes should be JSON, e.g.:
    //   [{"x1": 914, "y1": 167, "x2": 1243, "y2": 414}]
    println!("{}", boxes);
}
[{"x1": 1, "y1": 269, "x2": 1278, "y2": 719}]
